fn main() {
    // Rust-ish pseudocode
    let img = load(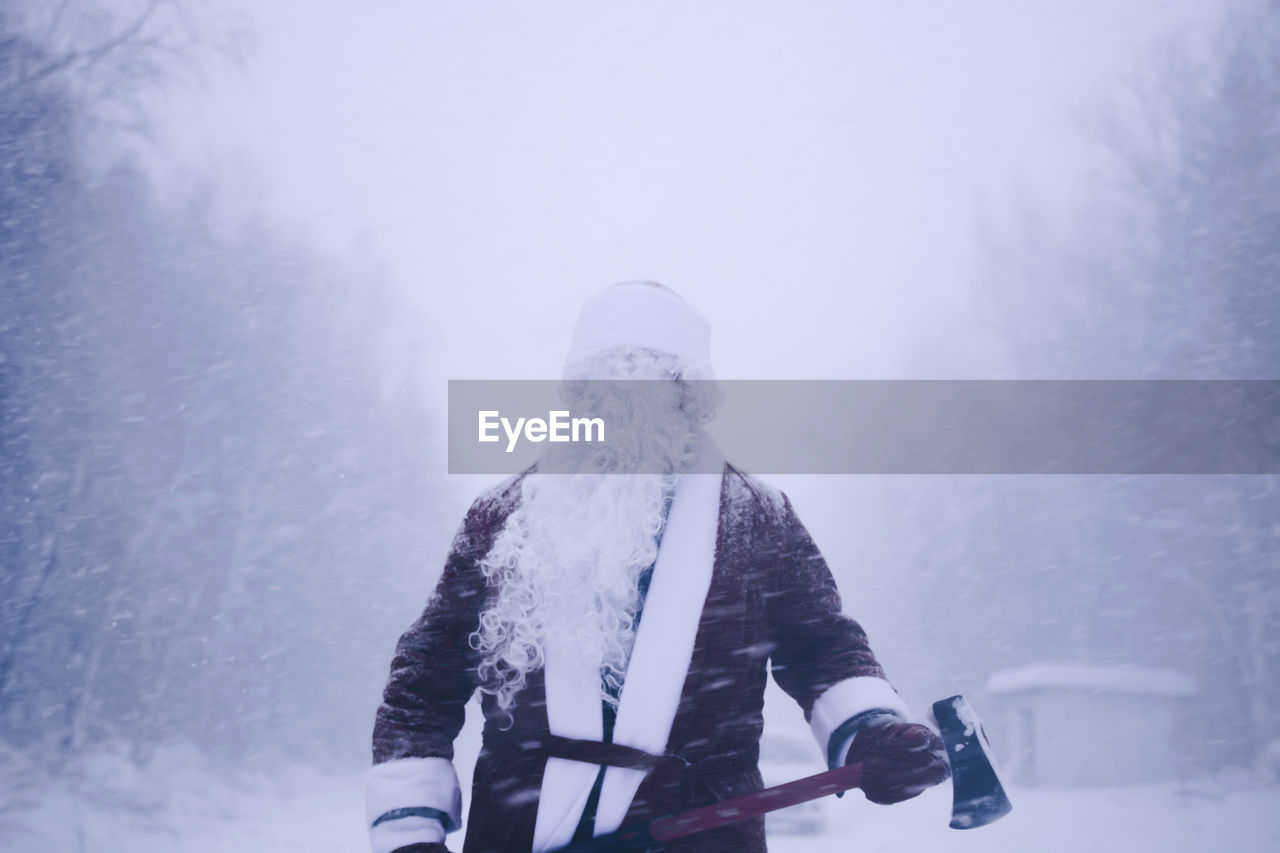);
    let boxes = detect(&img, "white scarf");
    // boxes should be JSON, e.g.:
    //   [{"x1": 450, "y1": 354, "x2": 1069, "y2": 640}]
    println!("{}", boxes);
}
[{"x1": 530, "y1": 443, "x2": 724, "y2": 852}]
